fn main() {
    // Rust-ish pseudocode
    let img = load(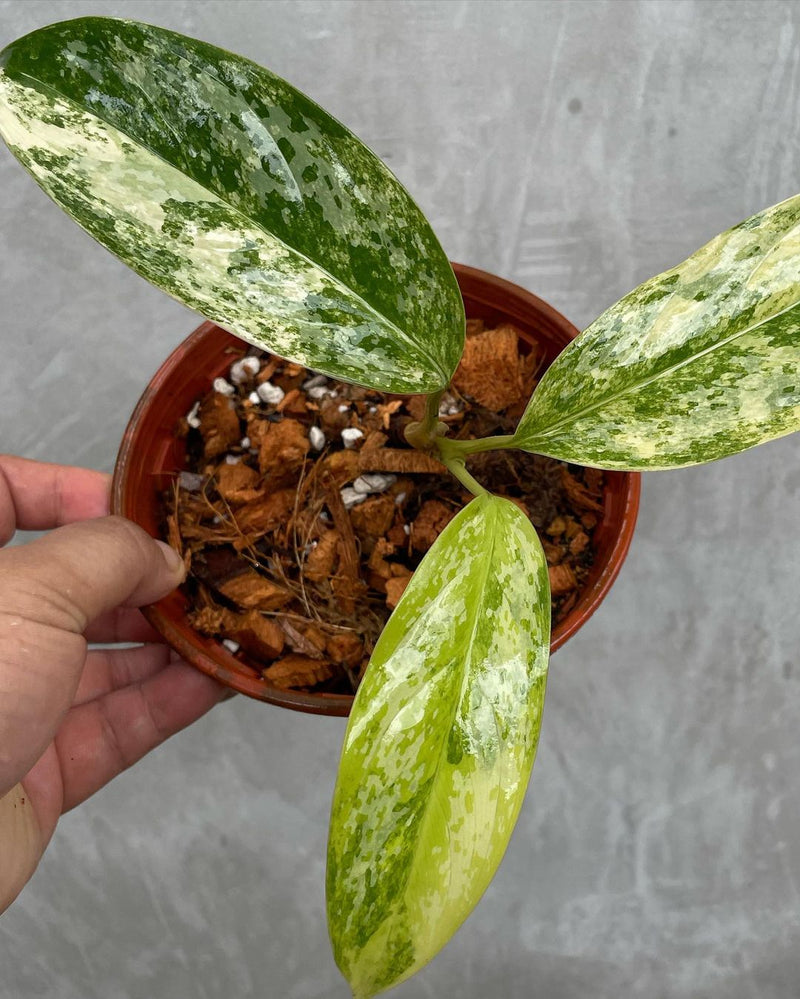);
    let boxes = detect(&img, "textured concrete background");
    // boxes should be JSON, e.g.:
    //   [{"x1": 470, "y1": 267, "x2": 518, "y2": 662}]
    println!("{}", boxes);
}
[{"x1": 2, "y1": 1, "x2": 800, "y2": 996}]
